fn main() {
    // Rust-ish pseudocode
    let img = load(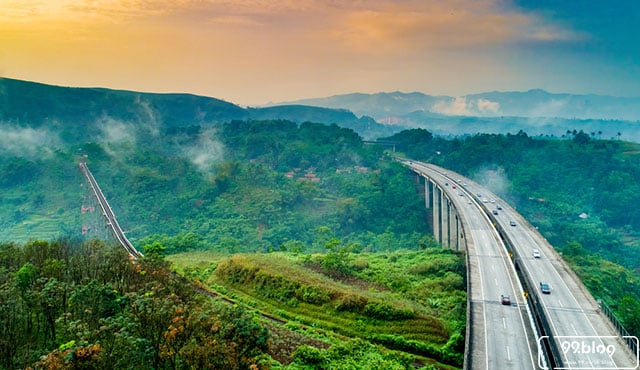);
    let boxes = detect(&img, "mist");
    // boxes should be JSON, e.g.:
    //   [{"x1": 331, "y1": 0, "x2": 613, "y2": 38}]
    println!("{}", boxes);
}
[
  {"x1": 0, "y1": 125, "x2": 61, "y2": 159},
  {"x1": 179, "y1": 128, "x2": 225, "y2": 173},
  {"x1": 471, "y1": 165, "x2": 516, "y2": 207}
]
